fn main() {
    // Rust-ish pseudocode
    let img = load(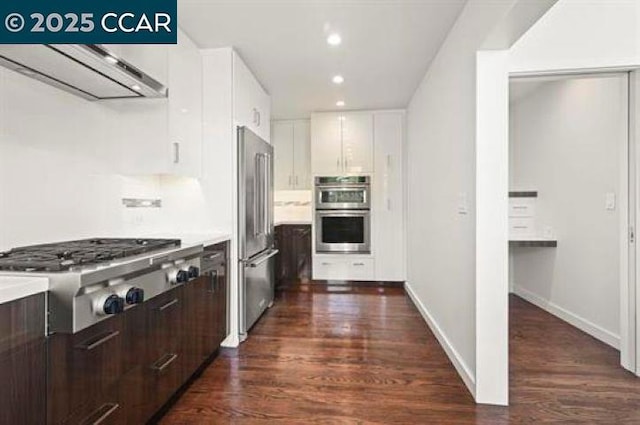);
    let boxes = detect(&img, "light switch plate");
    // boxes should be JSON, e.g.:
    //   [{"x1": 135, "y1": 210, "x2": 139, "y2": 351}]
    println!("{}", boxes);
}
[{"x1": 605, "y1": 192, "x2": 616, "y2": 211}]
